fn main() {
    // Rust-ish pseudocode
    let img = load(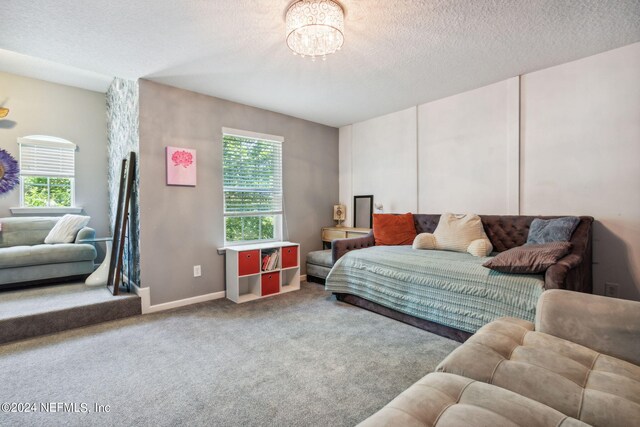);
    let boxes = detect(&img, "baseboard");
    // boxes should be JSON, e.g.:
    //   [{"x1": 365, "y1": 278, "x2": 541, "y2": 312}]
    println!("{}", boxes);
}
[
  {"x1": 131, "y1": 283, "x2": 151, "y2": 314},
  {"x1": 132, "y1": 275, "x2": 306, "y2": 314},
  {"x1": 132, "y1": 285, "x2": 226, "y2": 314}
]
